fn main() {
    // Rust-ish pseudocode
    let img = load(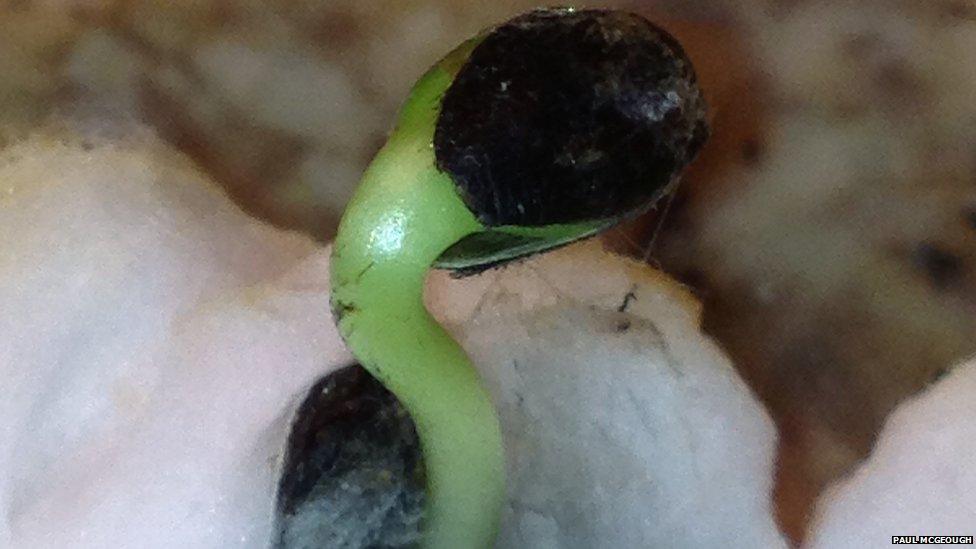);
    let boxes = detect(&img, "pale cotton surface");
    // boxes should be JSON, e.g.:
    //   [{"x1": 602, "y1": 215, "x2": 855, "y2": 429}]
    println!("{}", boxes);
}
[
  {"x1": 0, "y1": 134, "x2": 349, "y2": 547},
  {"x1": 427, "y1": 243, "x2": 787, "y2": 549},
  {"x1": 807, "y1": 359, "x2": 976, "y2": 547}
]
